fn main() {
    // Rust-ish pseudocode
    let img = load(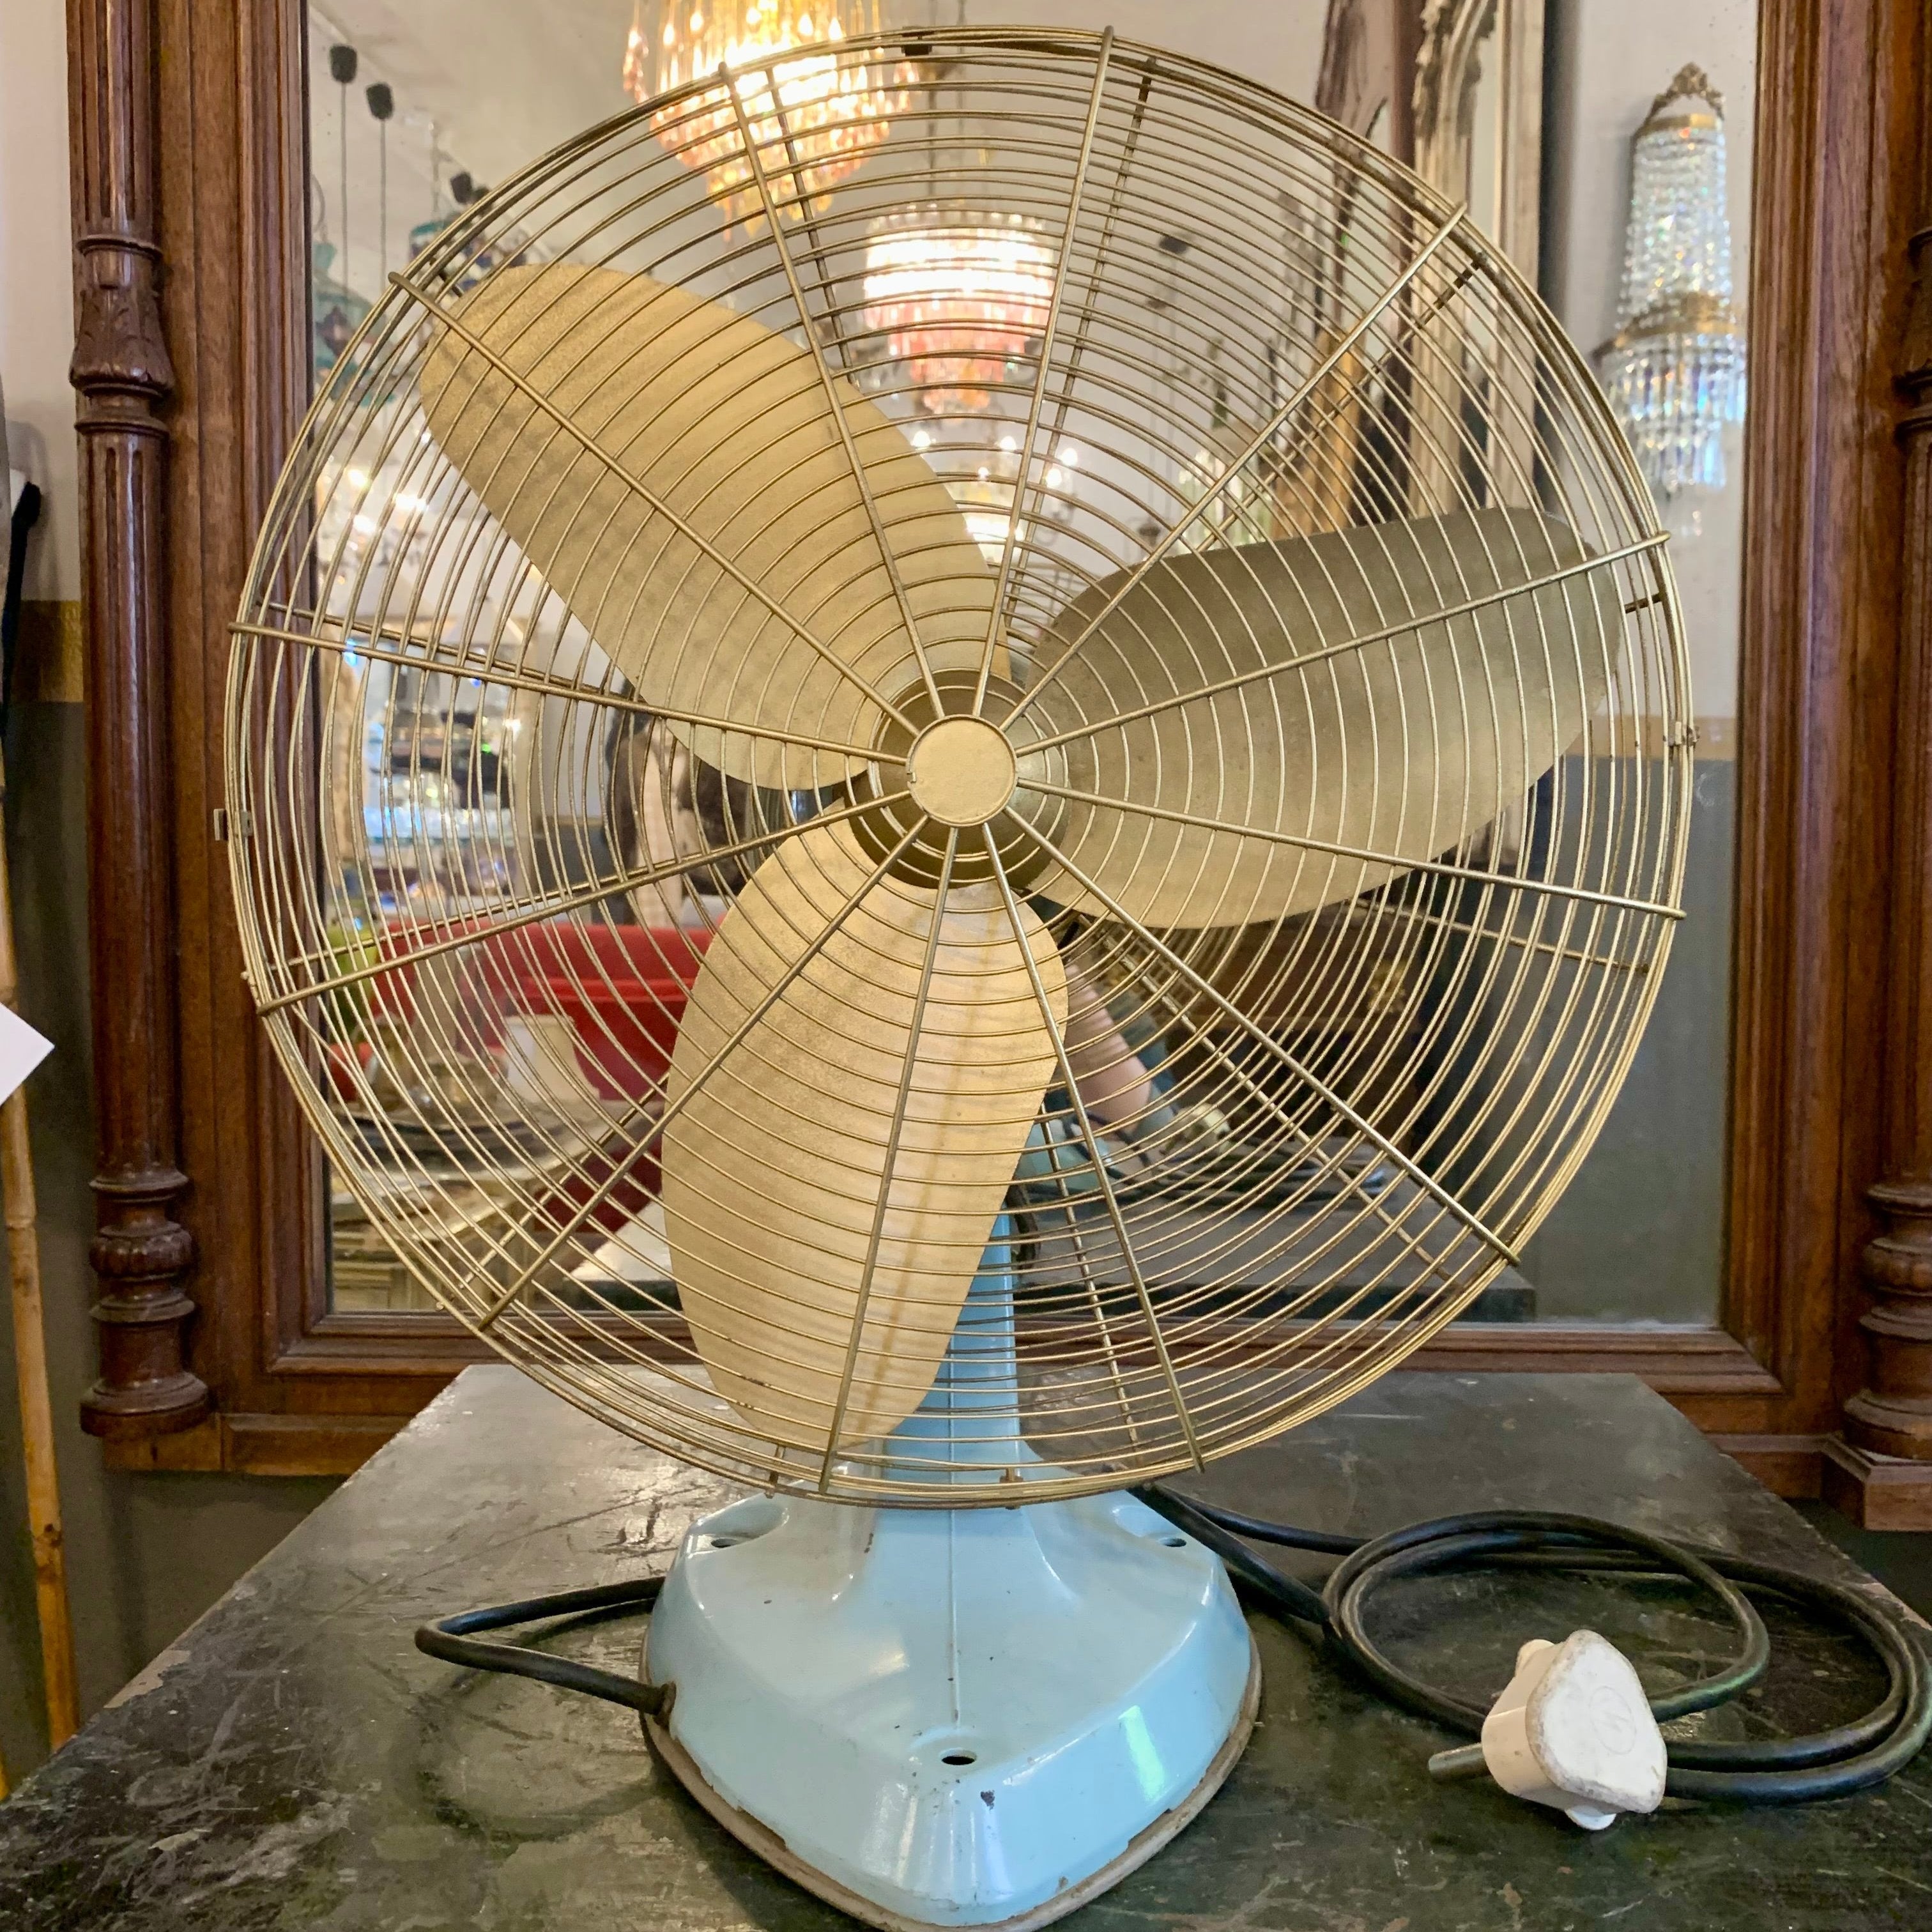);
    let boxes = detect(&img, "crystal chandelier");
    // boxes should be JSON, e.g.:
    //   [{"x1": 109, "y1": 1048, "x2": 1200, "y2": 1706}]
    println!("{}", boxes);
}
[
  {"x1": 861, "y1": 208, "x2": 1056, "y2": 414},
  {"x1": 1598, "y1": 65, "x2": 1747, "y2": 502},
  {"x1": 624, "y1": 3, "x2": 911, "y2": 229}
]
